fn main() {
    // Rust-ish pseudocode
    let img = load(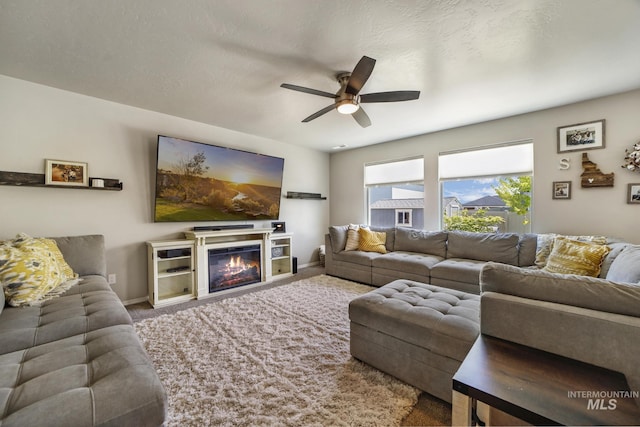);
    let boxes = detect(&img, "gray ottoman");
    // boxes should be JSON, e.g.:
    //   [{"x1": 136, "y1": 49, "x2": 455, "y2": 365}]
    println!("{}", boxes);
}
[{"x1": 349, "y1": 279, "x2": 480, "y2": 403}]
